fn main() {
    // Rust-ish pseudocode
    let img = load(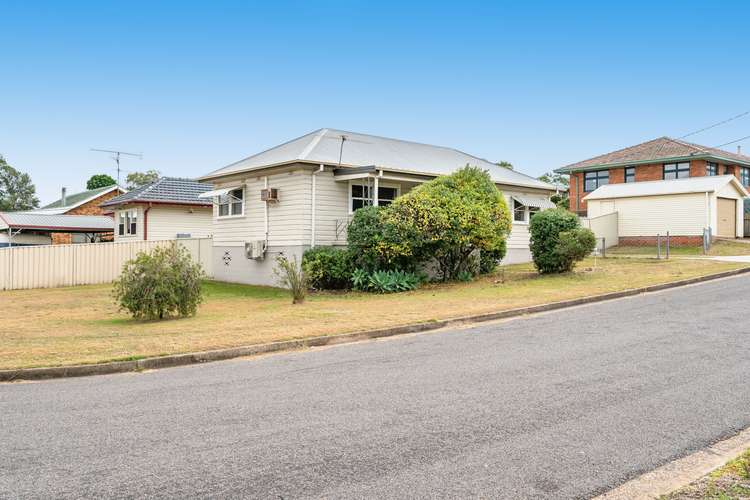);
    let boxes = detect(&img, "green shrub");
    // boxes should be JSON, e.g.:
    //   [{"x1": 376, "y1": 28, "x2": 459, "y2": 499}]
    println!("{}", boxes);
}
[
  {"x1": 380, "y1": 166, "x2": 511, "y2": 281},
  {"x1": 529, "y1": 209, "x2": 593, "y2": 273},
  {"x1": 351, "y1": 268, "x2": 422, "y2": 293},
  {"x1": 301, "y1": 246, "x2": 353, "y2": 290},
  {"x1": 554, "y1": 227, "x2": 597, "y2": 272},
  {"x1": 273, "y1": 255, "x2": 307, "y2": 304},
  {"x1": 112, "y1": 242, "x2": 204, "y2": 320},
  {"x1": 479, "y1": 241, "x2": 507, "y2": 274},
  {"x1": 346, "y1": 205, "x2": 420, "y2": 271}
]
